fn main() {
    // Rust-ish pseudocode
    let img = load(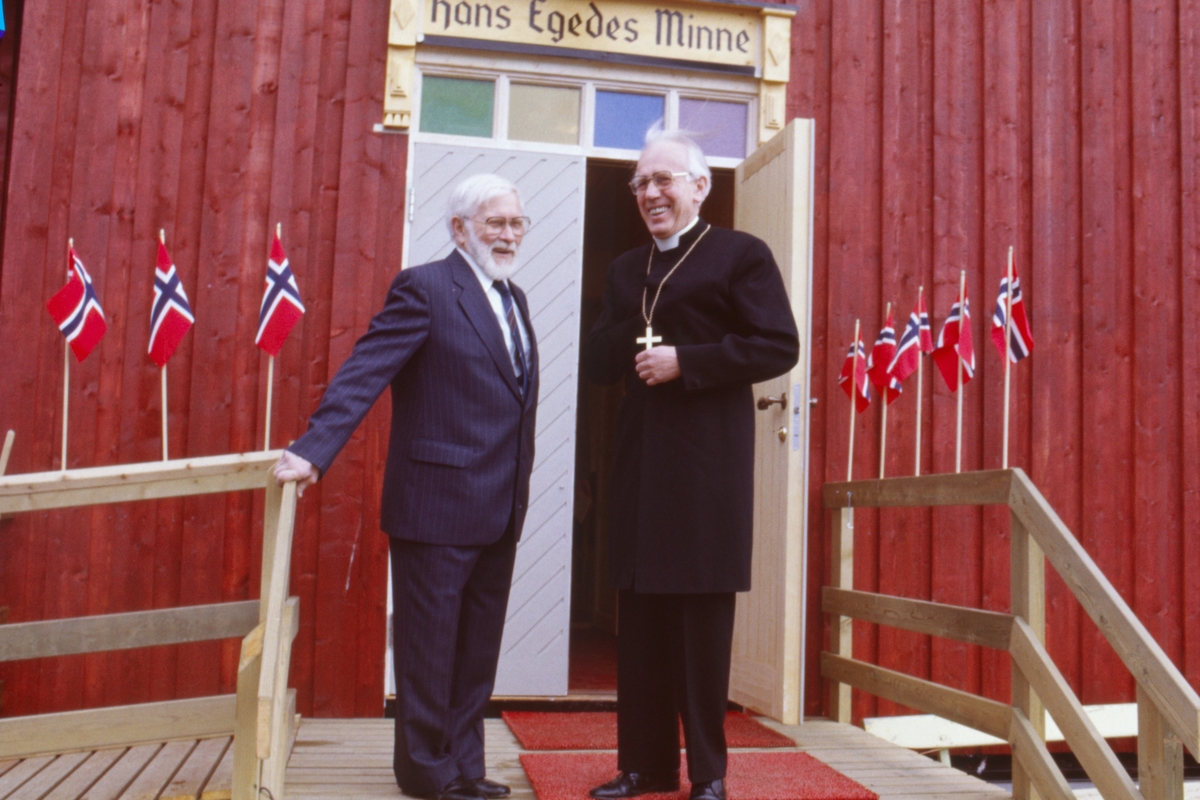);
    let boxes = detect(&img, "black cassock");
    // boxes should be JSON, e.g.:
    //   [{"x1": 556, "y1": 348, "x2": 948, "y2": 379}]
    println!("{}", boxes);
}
[{"x1": 582, "y1": 219, "x2": 799, "y2": 783}]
